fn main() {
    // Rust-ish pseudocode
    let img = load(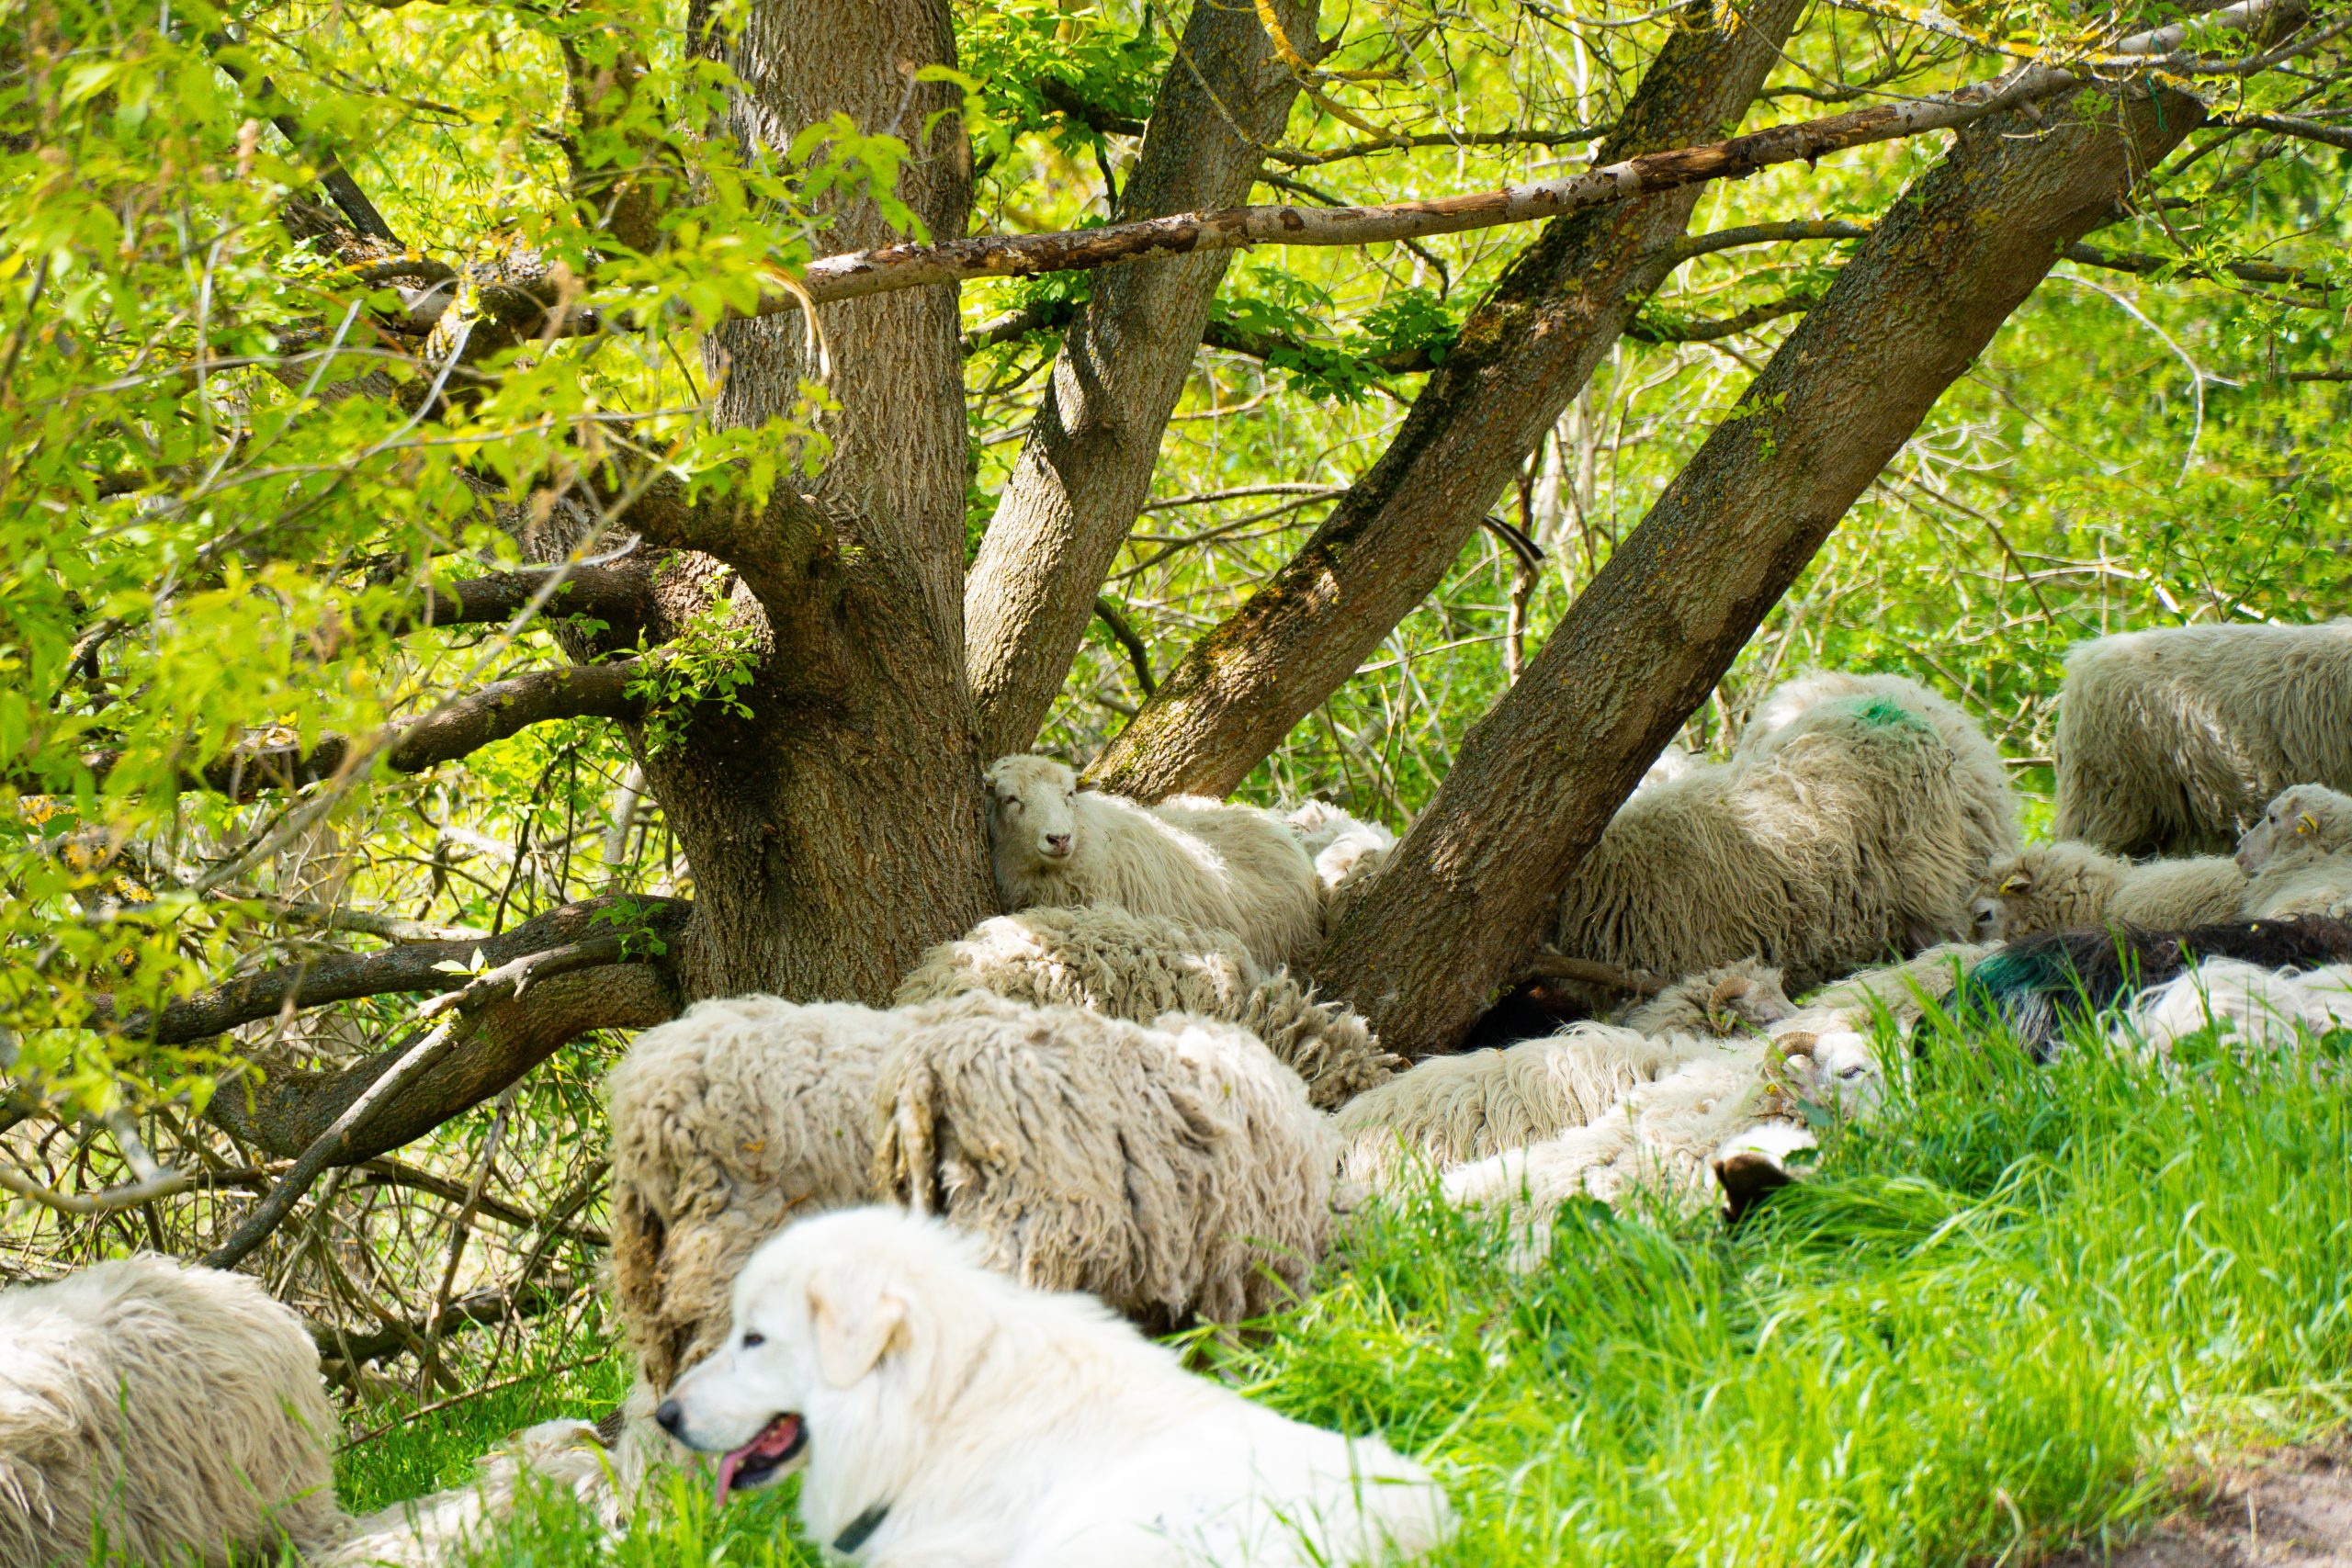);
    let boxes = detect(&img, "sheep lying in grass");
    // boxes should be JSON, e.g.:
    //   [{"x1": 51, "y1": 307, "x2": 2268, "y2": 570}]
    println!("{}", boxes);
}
[
  {"x1": 986, "y1": 755, "x2": 1321, "y2": 970},
  {"x1": 325, "y1": 1420, "x2": 622, "y2": 1567},
  {"x1": 2237, "y1": 784, "x2": 2352, "y2": 919},
  {"x1": 1970, "y1": 842, "x2": 2247, "y2": 942},
  {"x1": 1337, "y1": 964, "x2": 1794, "y2": 1182},
  {"x1": 876, "y1": 992, "x2": 1333, "y2": 1329},
  {"x1": 1555, "y1": 687, "x2": 2018, "y2": 994},
  {"x1": 2052, "y1": 621, "x2": 2352, "y2": 856},
  {"x1": 2119, "y1": 956, "x2": 2352, "y2": 1057},
  {"x1": 891, "y1": 907, "x2": 1397, "y2": 1110},
  {"x1": 0, "y1": 1256, "x2": 619, "y2": 1568},
  {"x1": 1334, "y1": 1021, "x2": 1690, "y2": 1184},
  {"x1": 607, "y1": 996, "x2": 908, "y2": 1391},
  {"x1": 1801, "y1": 942, "x2": 1996, "y2": 1030},
  {"x1": 1947, "y1": 916, "x2": 2352, "y2": 1056},
  {"x1": 1441, "y1": 1025, "x2": 1879, "y2": 1247},
  {"x1": 0, "y1": 1255, "x2": 345, "y2": 1568}
]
